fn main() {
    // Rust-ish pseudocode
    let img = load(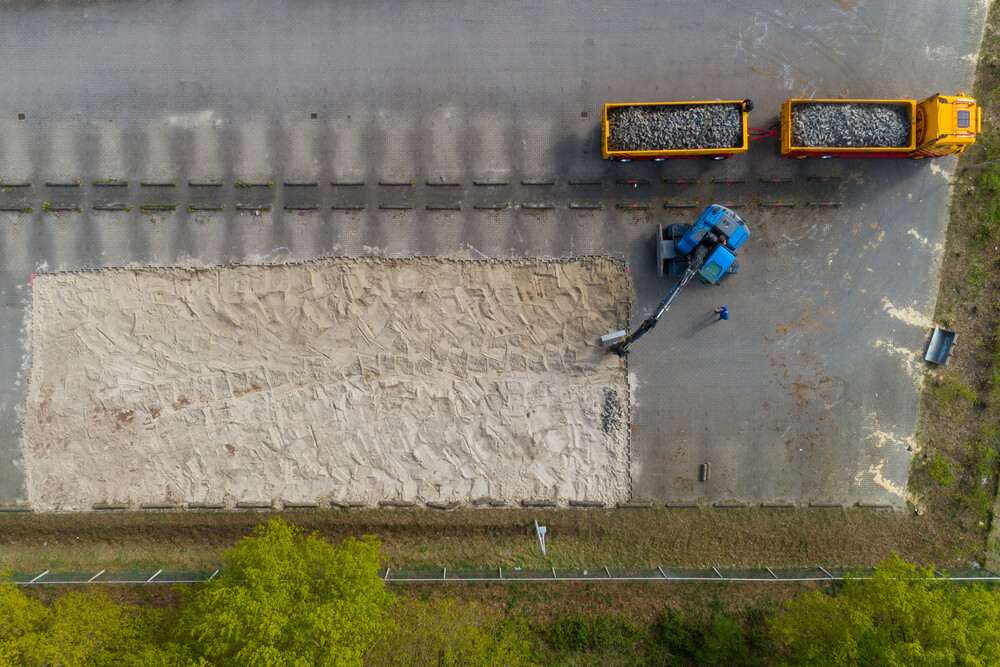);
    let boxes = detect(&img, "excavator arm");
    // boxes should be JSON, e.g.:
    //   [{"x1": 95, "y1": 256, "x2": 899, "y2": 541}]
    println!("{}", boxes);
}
[{"x1": 609, "y1": 244, "x2": 709, "y2": 357}]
